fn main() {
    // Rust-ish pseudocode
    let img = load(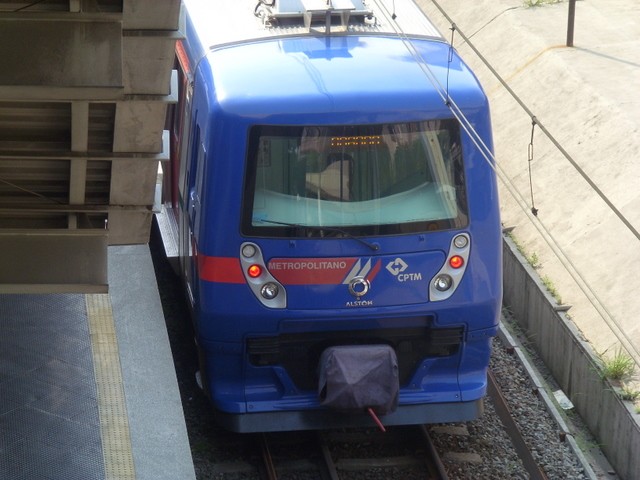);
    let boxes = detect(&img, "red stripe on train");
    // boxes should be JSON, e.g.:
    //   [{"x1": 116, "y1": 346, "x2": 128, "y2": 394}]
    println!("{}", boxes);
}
[{"x1": 198, "y1": 255, "x2": 245, "y2": 284}]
